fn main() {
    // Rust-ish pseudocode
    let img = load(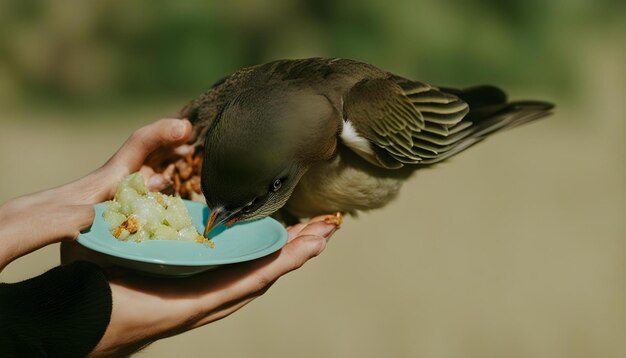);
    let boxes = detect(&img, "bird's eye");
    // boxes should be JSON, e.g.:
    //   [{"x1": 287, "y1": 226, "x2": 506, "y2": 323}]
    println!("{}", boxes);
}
[{"x1": 271, "y1": 179, "x2": 283, "y2": 192}]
